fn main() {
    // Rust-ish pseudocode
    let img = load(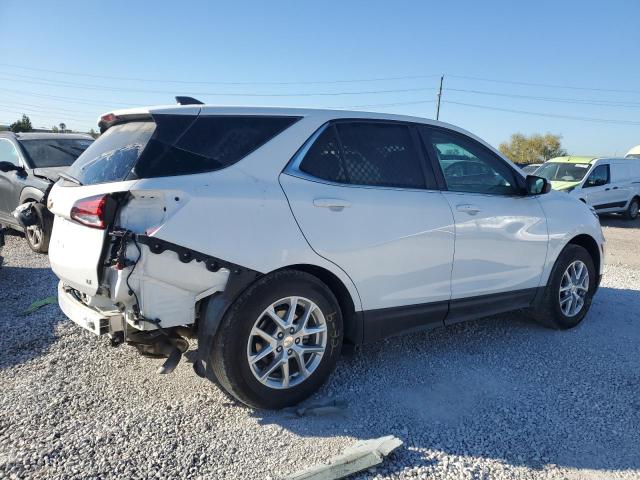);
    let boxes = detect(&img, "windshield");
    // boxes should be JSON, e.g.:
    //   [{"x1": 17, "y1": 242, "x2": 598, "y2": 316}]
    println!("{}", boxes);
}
[
  {"x1": 18, "y1": 138, "x2": 94, "y2": 168},
  {"x1": 66, "y1": 122, "x2": 156, "y2": 185},
  {"x1": 535, "y1": 162, "x2": 591, "y2": 182}
]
